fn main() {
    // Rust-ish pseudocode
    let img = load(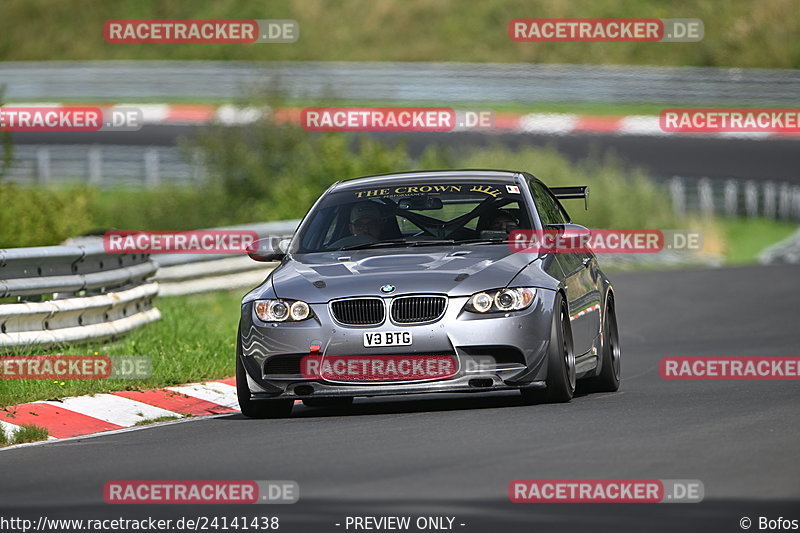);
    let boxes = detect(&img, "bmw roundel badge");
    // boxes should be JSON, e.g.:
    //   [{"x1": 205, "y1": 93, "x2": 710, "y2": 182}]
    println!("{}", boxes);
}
[{"x1": 380, "y1": 284, "x2": 396, "y2": 294}]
